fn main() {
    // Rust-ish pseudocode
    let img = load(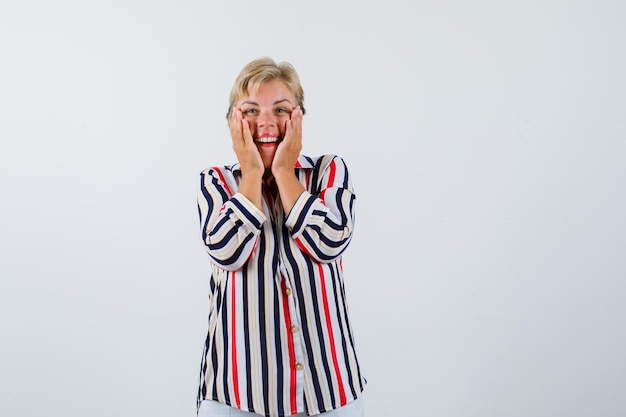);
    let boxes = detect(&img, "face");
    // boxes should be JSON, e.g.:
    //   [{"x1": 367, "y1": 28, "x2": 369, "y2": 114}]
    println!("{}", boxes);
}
[{"x1": 237, "y1": 78, "x2": 296, "y2": 169}]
